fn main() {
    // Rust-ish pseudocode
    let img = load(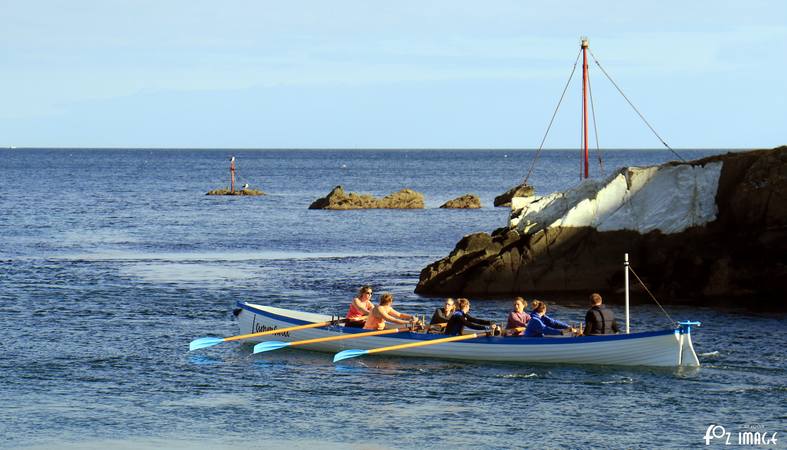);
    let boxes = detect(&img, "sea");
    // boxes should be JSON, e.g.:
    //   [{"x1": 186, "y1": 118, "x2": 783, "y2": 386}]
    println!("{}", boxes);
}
[{"x1": 1, "y1": 148, "x2": 784, "y2": 449}]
